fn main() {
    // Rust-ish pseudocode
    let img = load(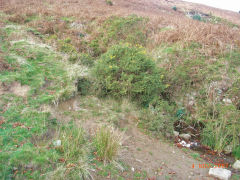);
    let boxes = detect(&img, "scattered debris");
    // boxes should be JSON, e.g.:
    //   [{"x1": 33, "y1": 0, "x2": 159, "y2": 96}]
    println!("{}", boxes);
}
[
  {"x1": 209, "y1": 168, "x2": 231, "y2": 180},
  {"x1": 232, "y1": 160, "x2": 240, "y2": 170},
  {"x1": 179, "y1": 140, "x2": 190, "y2": 148}
]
